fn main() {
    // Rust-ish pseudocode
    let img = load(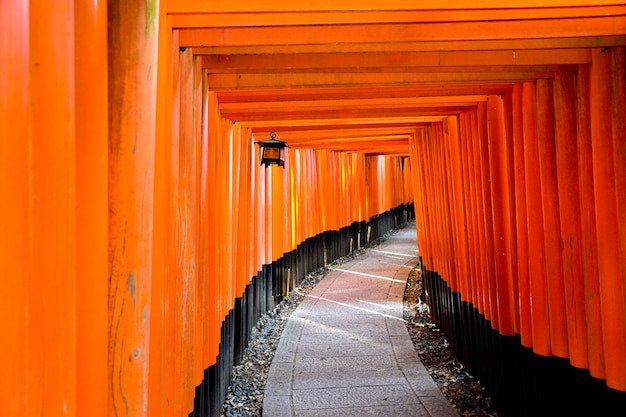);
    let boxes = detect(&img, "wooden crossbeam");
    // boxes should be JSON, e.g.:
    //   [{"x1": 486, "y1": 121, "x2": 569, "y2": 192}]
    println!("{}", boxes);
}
[
  {"x1": 179, "y1": 16, "x2": 626, "y2": 48},
  {"x1": 169, "y1": 5, "x2": 626, "y2": 28},
  {"x1": 201, "y1": 50, "x2": 589, "y2": 73},
  {"x1": 207, "y1": 71, "x2": 556, "y2": 90},
  {"x1": 190, "y1": 36, "x2": 626, "y2": 54}
]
